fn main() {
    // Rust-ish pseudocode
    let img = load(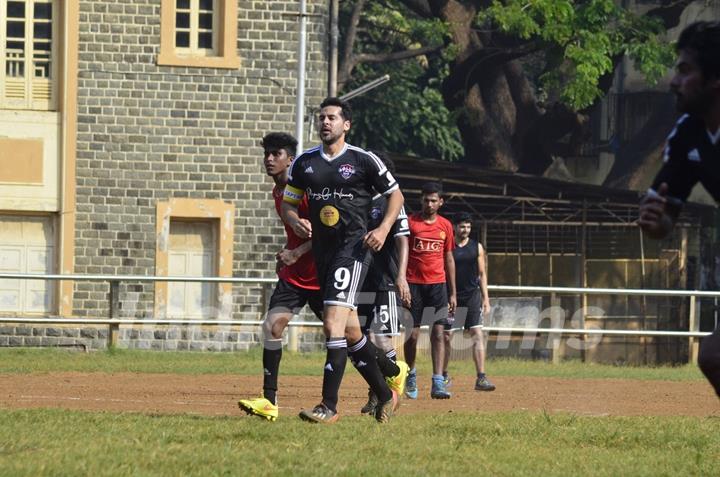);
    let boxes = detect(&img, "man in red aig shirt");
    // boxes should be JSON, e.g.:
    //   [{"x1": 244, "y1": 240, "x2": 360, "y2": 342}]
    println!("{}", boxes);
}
[{"x1": 404, "y1": 182, "x2": 456, "y2": 400}]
